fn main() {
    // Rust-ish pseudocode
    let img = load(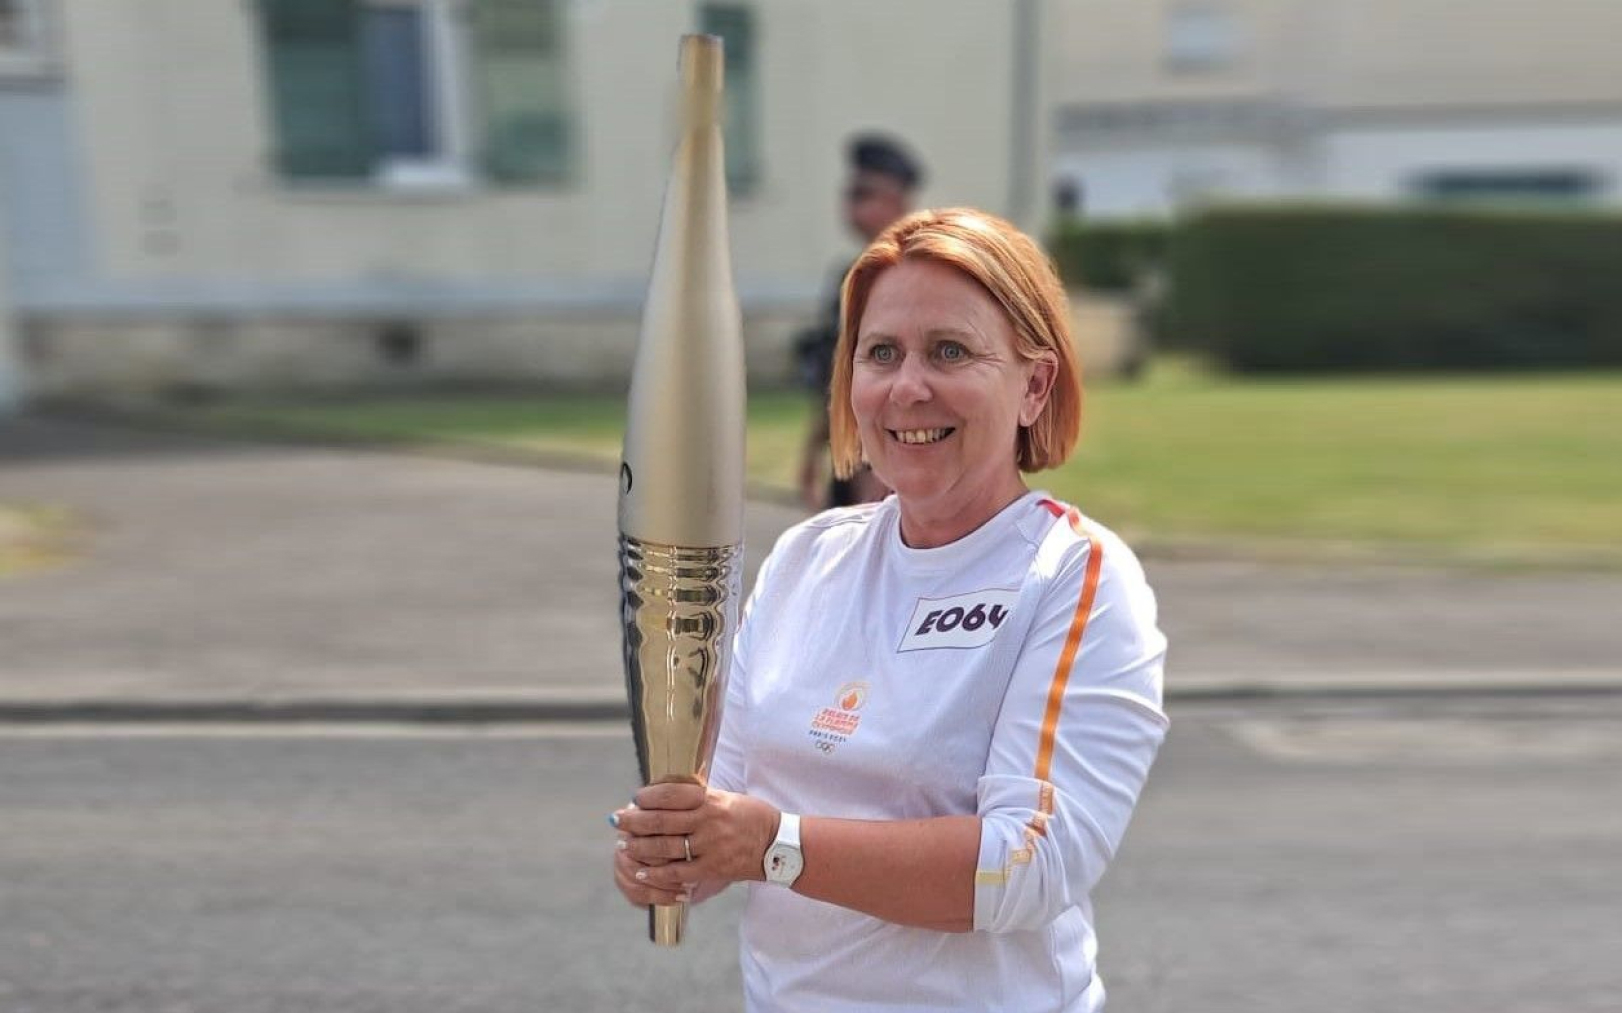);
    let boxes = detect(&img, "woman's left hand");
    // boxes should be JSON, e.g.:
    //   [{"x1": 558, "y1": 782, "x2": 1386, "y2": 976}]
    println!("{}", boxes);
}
[{"x1": 613, "y1": 783, "x2": 781, "y2": 892}]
